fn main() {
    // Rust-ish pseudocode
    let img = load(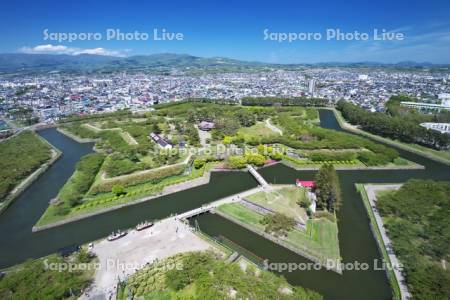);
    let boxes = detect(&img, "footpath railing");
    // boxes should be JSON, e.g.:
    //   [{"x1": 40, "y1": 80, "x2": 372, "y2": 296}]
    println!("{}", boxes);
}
[{"x1": 215, "y1": 235, "x2": 267, "y2": 268}]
